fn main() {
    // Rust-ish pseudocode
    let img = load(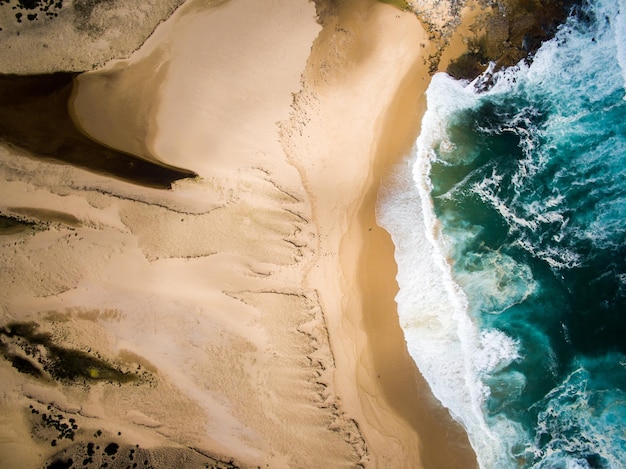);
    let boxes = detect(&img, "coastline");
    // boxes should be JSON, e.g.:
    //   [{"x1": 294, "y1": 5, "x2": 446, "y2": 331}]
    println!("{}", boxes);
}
[
  {"x1": 283, "y1": 1, "x2": 478, "y2": 466},
  {"x1": 355, "y1": 28, "x2": 478, "y2": 468},
  {"x1": 0, "y1": 0, "x2": 481, "y2": 467}
]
